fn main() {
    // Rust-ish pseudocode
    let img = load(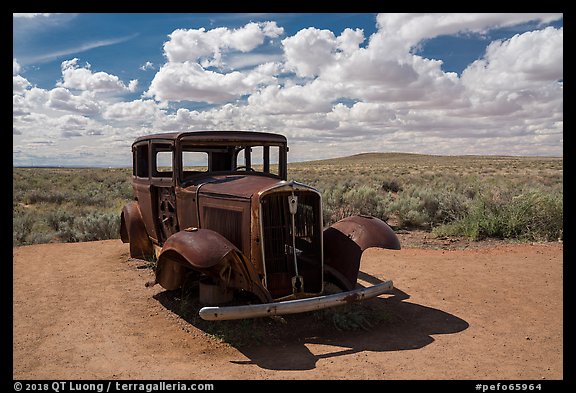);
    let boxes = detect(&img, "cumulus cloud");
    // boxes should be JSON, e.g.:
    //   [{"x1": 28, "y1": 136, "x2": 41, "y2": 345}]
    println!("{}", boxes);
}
[
  {"x1": 147, "y1": 62, "x2": 250, "y2": 103},
  {"x1": 374, "y1": 13, "x2": 562, "y2": 52},
  {"x1": 13, "y1": 59, "x2": 21, "y2": 75},
  {"x1": 139, "y1": 13, "x2": 563, "y2": 160},
  {"x1": 247, "y1": 81, "x2": 335, "y2": 114},
  {"x1": 140, "y1": 61, "x2": 155, "y2": 71},
  {"x1": 13, "y1": 59, "x2": 31, "y2": 94},
  {"x1": 13, "y1": 14, "x2": 563, "y2": 166},
  {"x1": 282, "y1": 28, "x2": 340, "y2": 78},
  {"x1": 147, "y1": 60, "x2": 278, "y2": 104},
  {"x1": 462, "y1": 26, "x2": 563, "y2": 91},
  {"x1": 163, "y1": 22, "x2": 283, "y2": 64},
  {"x1": 58, "y1": 58, "x2": 138, "y2": 93},
  {"x1": 46, "y1": 87, "x2": 101, "y2": 115},
  {"x1": 146, "y1": 22, "x2": 284, "y2": 103},
  {"x1": 13, "y1": 75, "x2": 31, "y2": 94},
  {"x1": 281, "y1": 27, "x2": 365, "y2": 78},
  {"x1": 103, "y1": 99, "x2": 162, "y2": 123}
]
